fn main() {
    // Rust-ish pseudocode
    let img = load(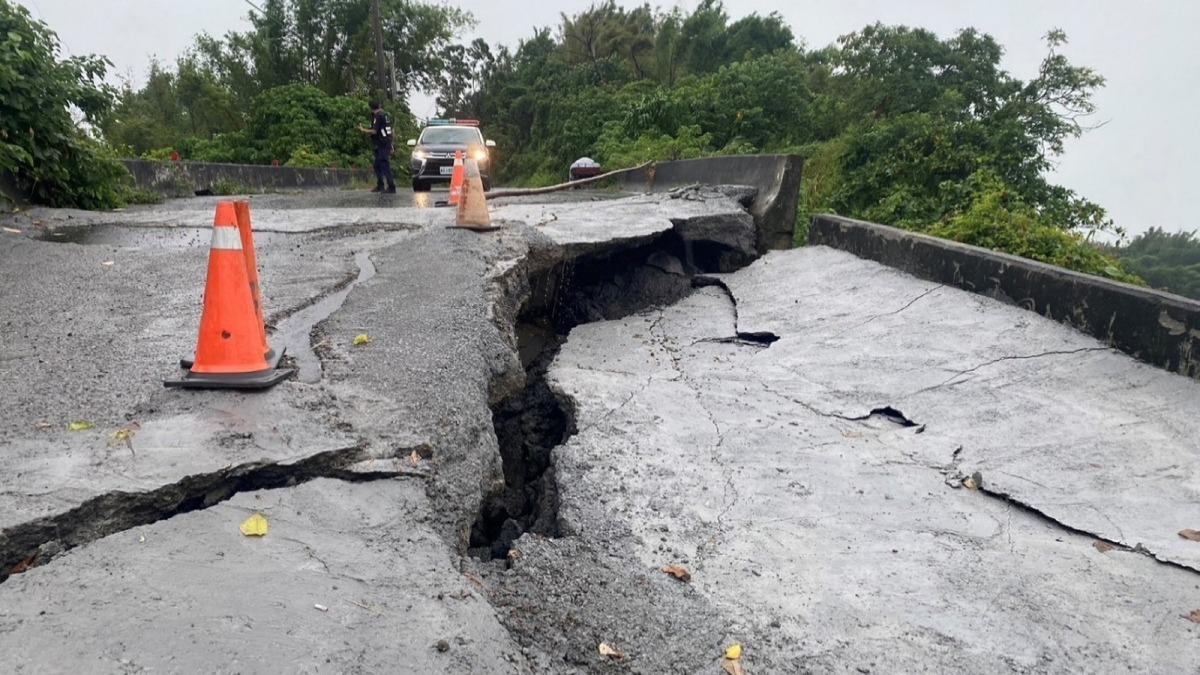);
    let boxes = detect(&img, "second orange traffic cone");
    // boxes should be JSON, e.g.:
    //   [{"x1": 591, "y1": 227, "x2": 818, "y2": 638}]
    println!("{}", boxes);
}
[
  {"x1": 454, "y1": 158, "x2": 498, "y2": 231},
  {"x1": 447, "y1": 151, "x2": 465, "y2": 206},
  {"x1": 165, "y1": 202, "x2": 293, "y2": 389}
]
